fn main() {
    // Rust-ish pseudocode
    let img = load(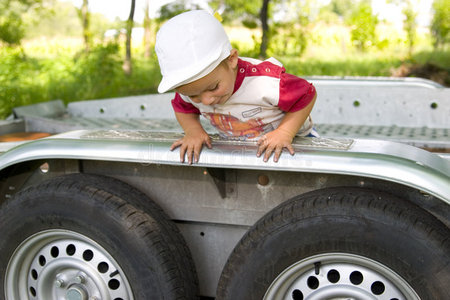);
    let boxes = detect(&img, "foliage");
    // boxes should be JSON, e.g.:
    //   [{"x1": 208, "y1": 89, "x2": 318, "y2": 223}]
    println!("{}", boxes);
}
[
  {"x1": 282, "y1": 55, "x2": 402, "y2": 77},
  {"x1": 0, "y1": 41, "x2": 161, "y2": 119},
  {"x1": 0, "y1": 11, "x2": 25, "y2": 45},
  {"x1": 24, "y1": 1, "x2": 114, "y2": 39},
  {"x1": 157, "y1": 0, "x2": 201, "y2": 21},
  {"x1": 402, "y1": 1, "x2": 417, "y2": 55},
  {"x1": 431, "y1": 0, "x2": 450, "y2": 48},
  {"x1": 25, "y1": 1, "x2": 81, "y2": 38},
  {"x1": 143, "y1": 0, "x2": 152, "y2": 58},
  {"x1": 210, "y1": 0, "x2": 276, "y2": 58},
  {"x1": 268, "y1": 0, "x2": 310, "y2": 58},
  {"x1": 210, "y1": 0, "x2": 261, "y2": 26},
  {"x1": 269, "y1": 22, "x2": 307, "y2": 57},
  {"x1": 0, "y1": 0, "x2": 44, "y2": 45},
  {"x1": 348, "y1": 1, "x2": 378, "y2": 51},
  {"x1": 321, "y1": 0, "x2": 353, "y2": 21},
  {"x1": 67, "y1": 43, "x2": 122, "y2": 99},
  {"x1": 56, "y1": 42, "x2": 160, "y2": 100},
  {"x1": 1, "y1": 0, "x2": 449, "y2": 120}
]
